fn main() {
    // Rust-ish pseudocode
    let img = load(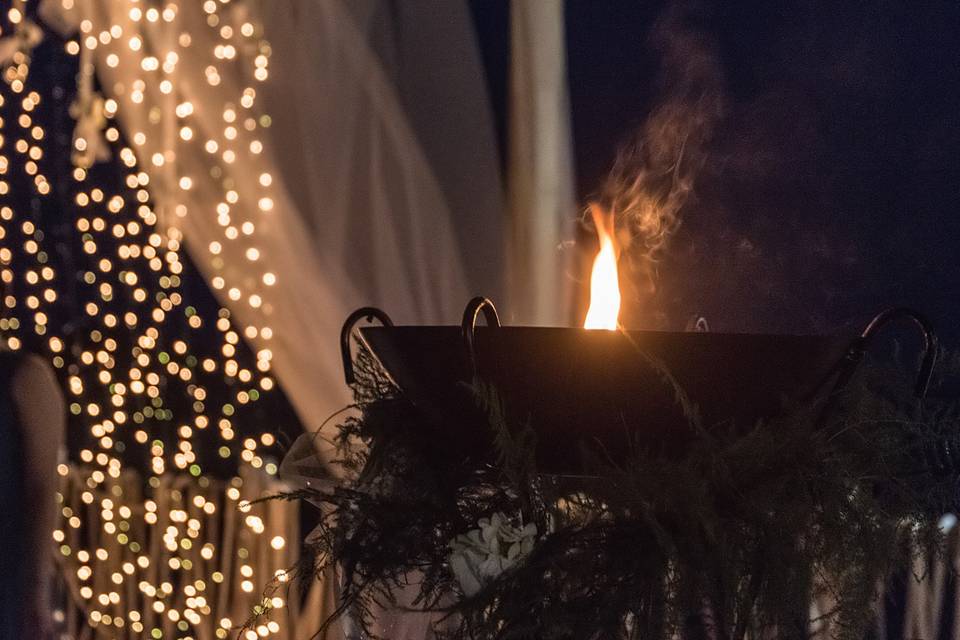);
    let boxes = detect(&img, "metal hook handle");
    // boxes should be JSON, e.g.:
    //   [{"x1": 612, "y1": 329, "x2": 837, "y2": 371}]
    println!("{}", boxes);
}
[
  {"x1": 685, "y1": 315, "x2": 710, "y2": 333},
  {"x1": 840, "y1": 307, "x2": 938, "y2": 399},
  {"x1": 461, "y1": 297, "x2": 501, "y2": 377},
  {"x1": 340, "y1": 307, "x2": 394, "y2": 385}
]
